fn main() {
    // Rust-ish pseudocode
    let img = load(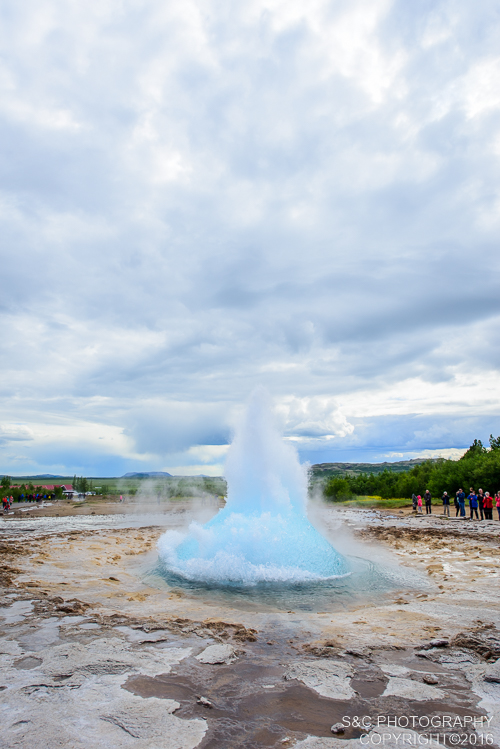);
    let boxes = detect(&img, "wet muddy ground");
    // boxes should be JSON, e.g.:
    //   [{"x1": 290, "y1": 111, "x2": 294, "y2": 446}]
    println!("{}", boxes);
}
[{"x1": 1, "y1": 501, "x2": 499, "y2": 749}]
